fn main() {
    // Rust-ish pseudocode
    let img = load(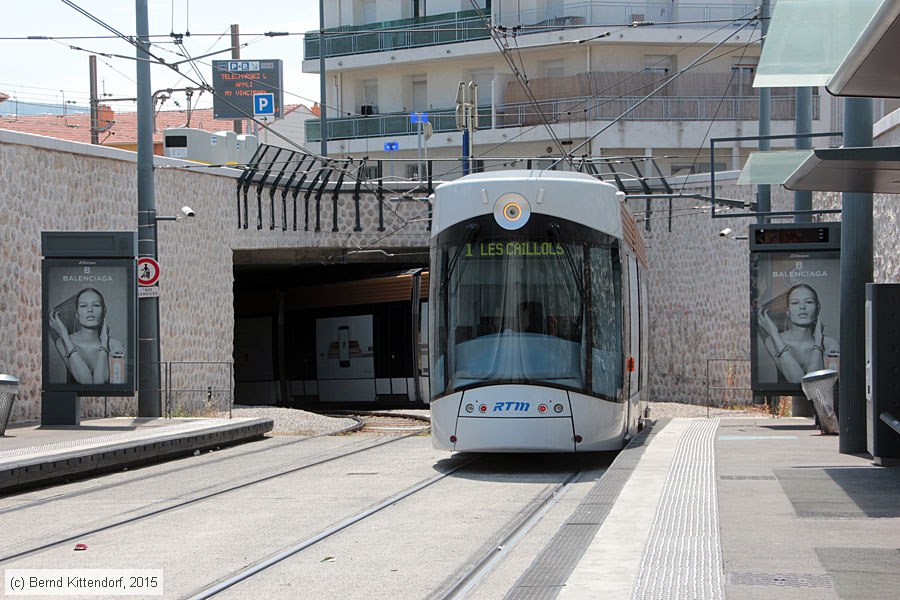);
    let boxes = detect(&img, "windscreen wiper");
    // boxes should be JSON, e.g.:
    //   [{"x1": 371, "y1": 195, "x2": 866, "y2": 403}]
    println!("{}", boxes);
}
[
  {"x1": 439, "y1": 223, "x2": 480, "y2": 296},
  {"x1": 547, "y1": 222, "x2": 584, "y2": 297}
]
